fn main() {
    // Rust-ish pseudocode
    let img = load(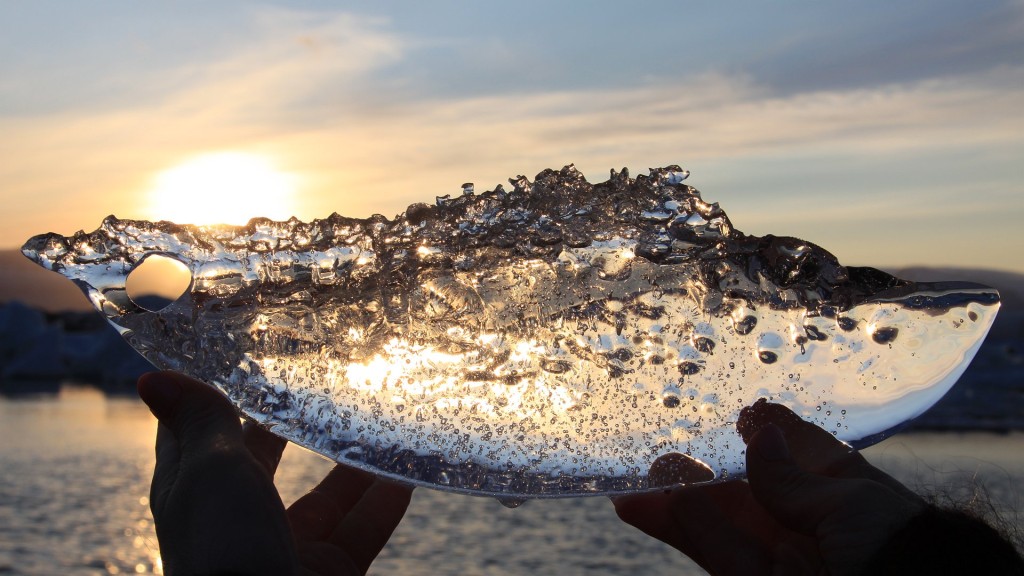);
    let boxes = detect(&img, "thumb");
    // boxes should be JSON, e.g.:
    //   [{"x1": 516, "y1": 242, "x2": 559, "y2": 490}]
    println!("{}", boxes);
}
[
  {"x1": 138, "y1": 372, "x2": 297, "y2": 575},
  {"x1": 746, "y1": 424, "x2": 847, "y2": 535},
  {"x1": 138, "y1": 370, "x2": 243, "y2": 454}
]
